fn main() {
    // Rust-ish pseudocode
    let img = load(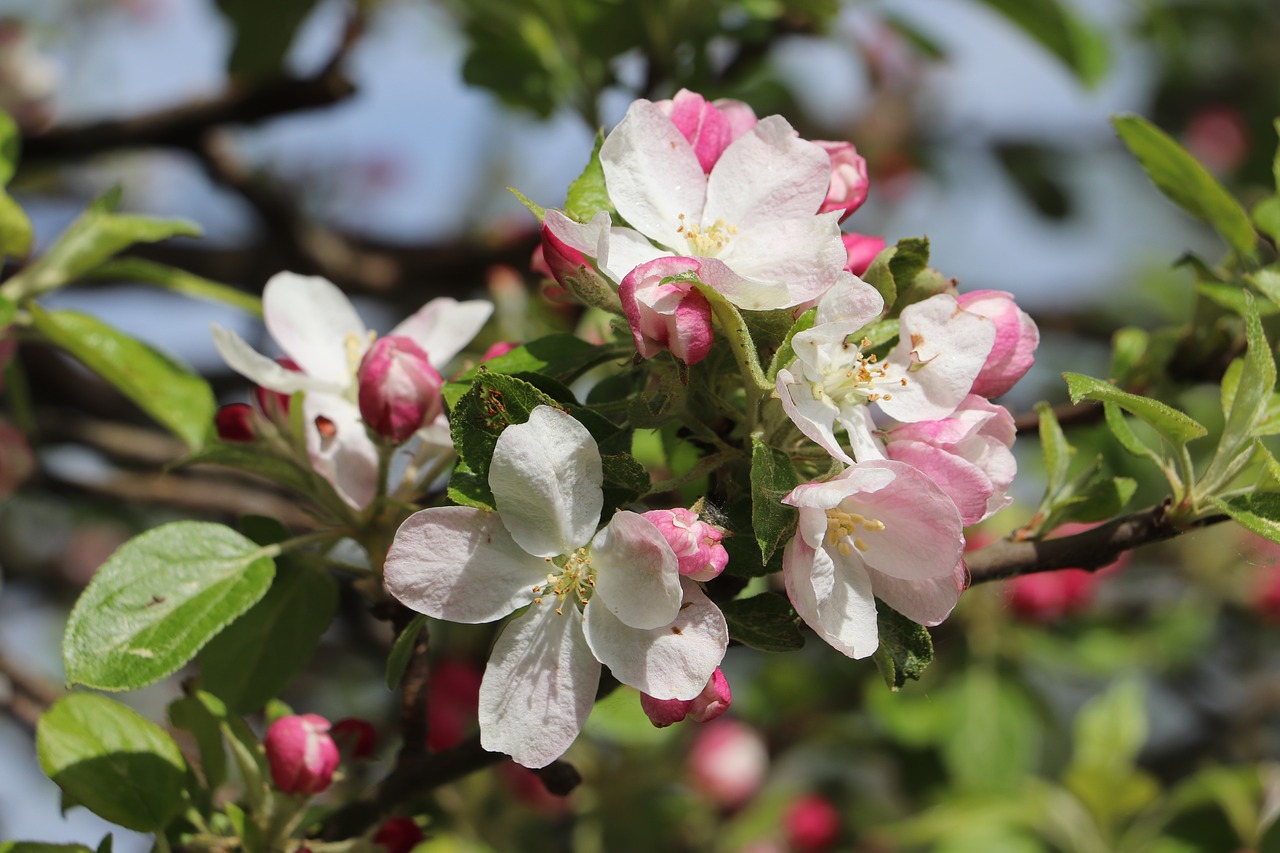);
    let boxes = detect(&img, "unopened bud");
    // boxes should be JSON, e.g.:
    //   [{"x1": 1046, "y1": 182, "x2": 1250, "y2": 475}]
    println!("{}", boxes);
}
[
  {"x1": 214, "y1": 403, "x2": 254, "y2": 443},
  {"x1": 331, "y1": 717, "x2": 377, "y2": 760},
  {"x1": 841, "y1": 232, "x2": 887, "y2": 277},
  {"x1": 373, "y1": 817, "x2": 423, "y2": 853},
  {"x1": 815, "y1": 140, "x2": 869, "y2": 221},
  {"x1": 263, "y1": 713, "x2": 340, "y2": 795},
  {"x1": 357, "y1": 336, "x2": 444, "y2": 444},
  {"x1": 620, "y1": 258, "x2": 714, "y2": 366},
  {"x1": 955, "y1": 290, "x2": 1039, "y2": 399},
  {"x1": 641, "y1": 667, "x2": 731, "y2": 728},
  {"x1": 784, "y1": 794, "x2": 842, "y2": 853},
  {"x1": 641, "y1": 506, "x2": 728, "y2": 581},
  {"x1": 688, "y1": 719, "x2": 769, "y2": 808},
  {"x1": 254, "y1": 357, "x2": 300, "y2": 418}
]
